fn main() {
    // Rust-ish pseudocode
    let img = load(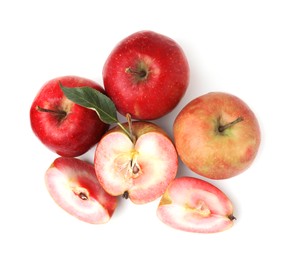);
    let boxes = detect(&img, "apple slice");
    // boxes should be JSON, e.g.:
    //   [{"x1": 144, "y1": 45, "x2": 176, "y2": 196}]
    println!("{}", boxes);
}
[
  {"x1": 45, "y1": 157, "x2": 117, "y2": 224},
  {"x1": 94, "y1": 121, "x2": 178, "y2": 204},
  {"x1": 157, "y1": 177, "x2": 235, "y2": 233}
]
